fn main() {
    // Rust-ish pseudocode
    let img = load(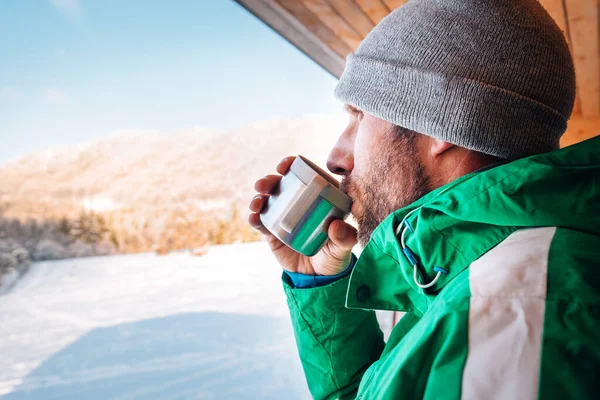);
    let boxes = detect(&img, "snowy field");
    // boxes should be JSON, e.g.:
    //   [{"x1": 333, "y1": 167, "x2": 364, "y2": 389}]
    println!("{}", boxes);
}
[{"x1": 0, "y1": 242, "x2": 311, "y2": 399}]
